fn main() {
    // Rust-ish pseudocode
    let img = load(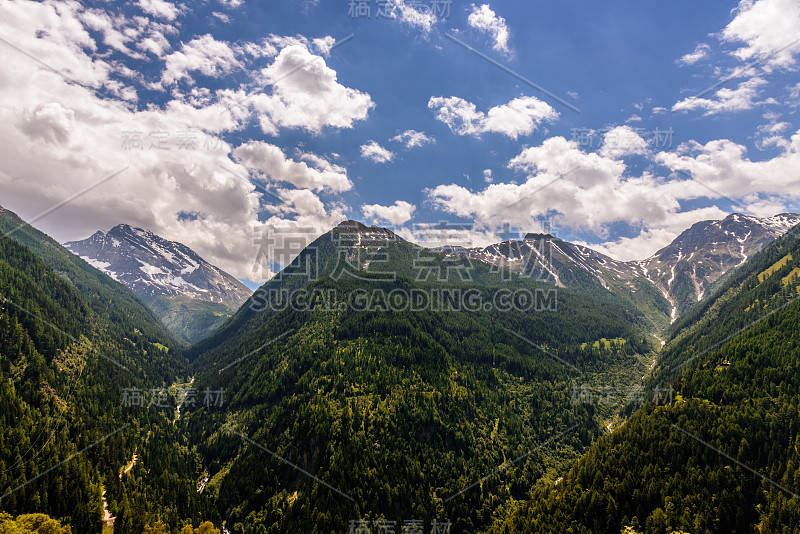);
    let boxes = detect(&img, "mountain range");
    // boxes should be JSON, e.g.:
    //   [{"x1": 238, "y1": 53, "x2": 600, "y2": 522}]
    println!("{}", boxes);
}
[
  {"x1": 64, "y1": 224, "x2": 252, "y2": 344},
  {"x1": 635, "y1": 212, "x2": 800, "y2": 317},
  {"x1": 61, "y1": 213, "x2": 800, "y2": 346},
  {"x1": 1, "y1": 204, "x2": 799, "y2": 534},
  {"x1": 450, "y1": 213, "x2": 800, "y2": 327}
]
